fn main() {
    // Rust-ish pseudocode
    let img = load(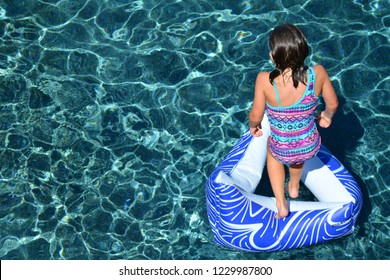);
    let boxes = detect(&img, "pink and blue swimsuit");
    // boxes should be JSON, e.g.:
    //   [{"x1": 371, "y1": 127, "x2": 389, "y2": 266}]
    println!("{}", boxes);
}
[{"x1": 266, "y1": 67, "x2": 321, "y2": 165}]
